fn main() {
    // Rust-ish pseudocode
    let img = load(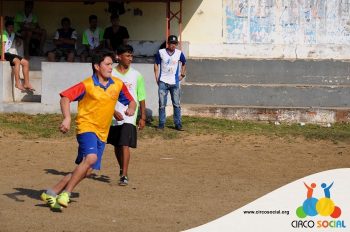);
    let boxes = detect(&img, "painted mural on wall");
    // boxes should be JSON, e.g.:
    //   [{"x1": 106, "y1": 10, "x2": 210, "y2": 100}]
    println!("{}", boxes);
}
[{"x1": 224, "y1": 0, "x2": 350, "y2": 44}]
